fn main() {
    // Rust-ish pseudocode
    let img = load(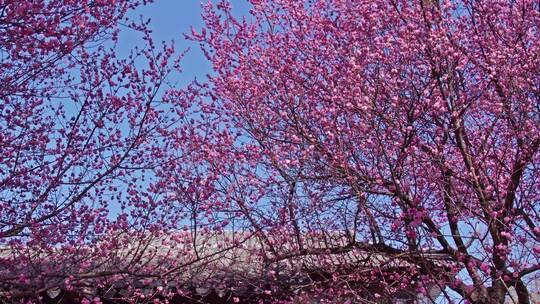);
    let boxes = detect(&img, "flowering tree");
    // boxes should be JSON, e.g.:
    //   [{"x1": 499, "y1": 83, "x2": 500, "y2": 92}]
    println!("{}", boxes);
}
[
  {"x1": 182, "y1": 0, "x2": 540, "y2": 303},
  {"x1": 2, "y1": 0, "x2": 539, "y2": 303},
  {"x1": 0, "y1": 0, "x2": 193, "y2": 302}
]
